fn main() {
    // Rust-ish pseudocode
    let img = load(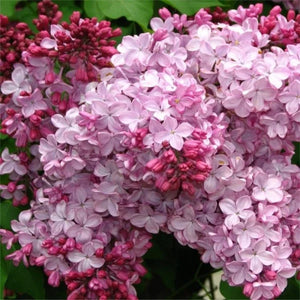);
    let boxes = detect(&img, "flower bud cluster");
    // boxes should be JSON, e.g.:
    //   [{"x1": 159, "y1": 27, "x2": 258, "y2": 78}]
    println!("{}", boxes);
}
[
  {"x1": 0, "y1": 15, "x2": 32, "y2": 86},
  {"x1": 0, "y1": 2, "x2": 300, "y2": 300}
]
